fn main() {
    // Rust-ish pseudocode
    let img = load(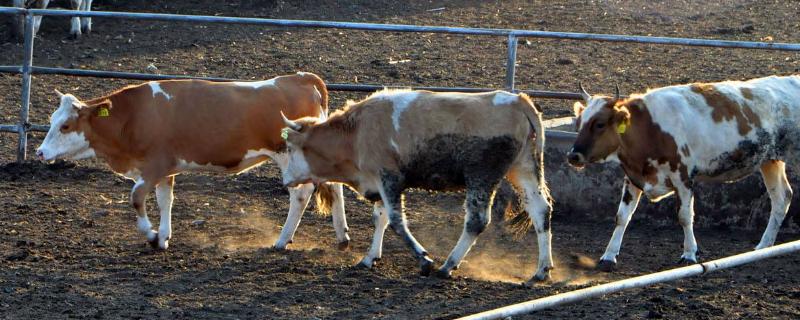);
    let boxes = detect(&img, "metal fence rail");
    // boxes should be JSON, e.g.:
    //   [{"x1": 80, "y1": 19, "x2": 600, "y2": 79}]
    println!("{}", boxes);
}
[{"x1": 1, "y1": 7, "x2": 800, "y2": 161}]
